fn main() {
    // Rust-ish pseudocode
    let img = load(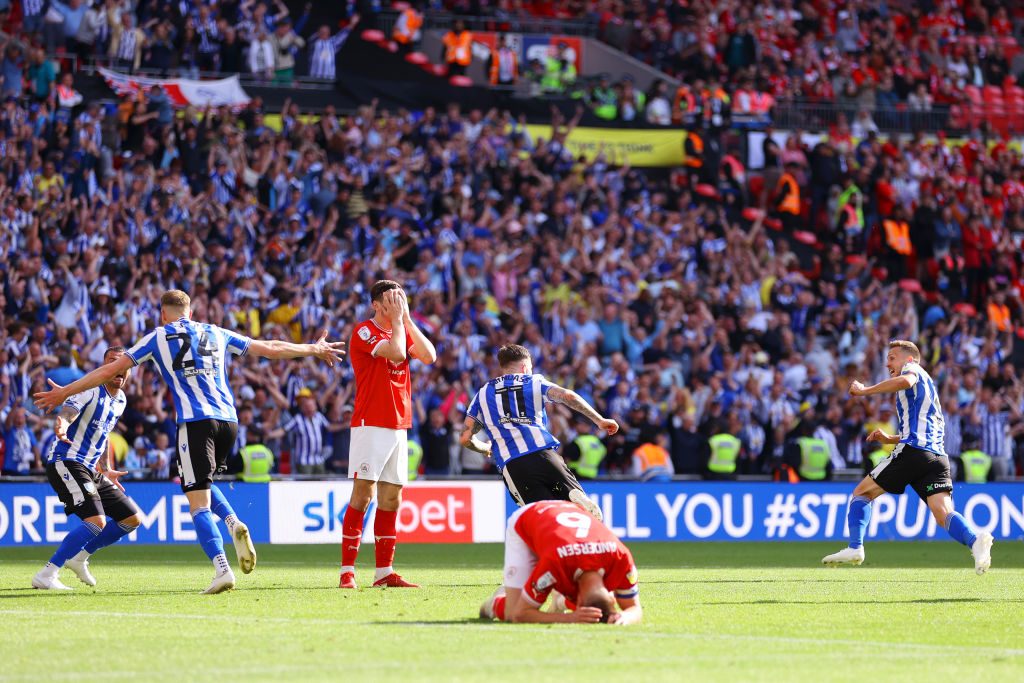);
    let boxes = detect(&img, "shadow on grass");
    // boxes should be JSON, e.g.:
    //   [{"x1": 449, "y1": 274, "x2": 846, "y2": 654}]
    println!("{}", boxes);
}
[{"x1": 698, "y1": 597, "x2": 1017, "y2": 605}]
